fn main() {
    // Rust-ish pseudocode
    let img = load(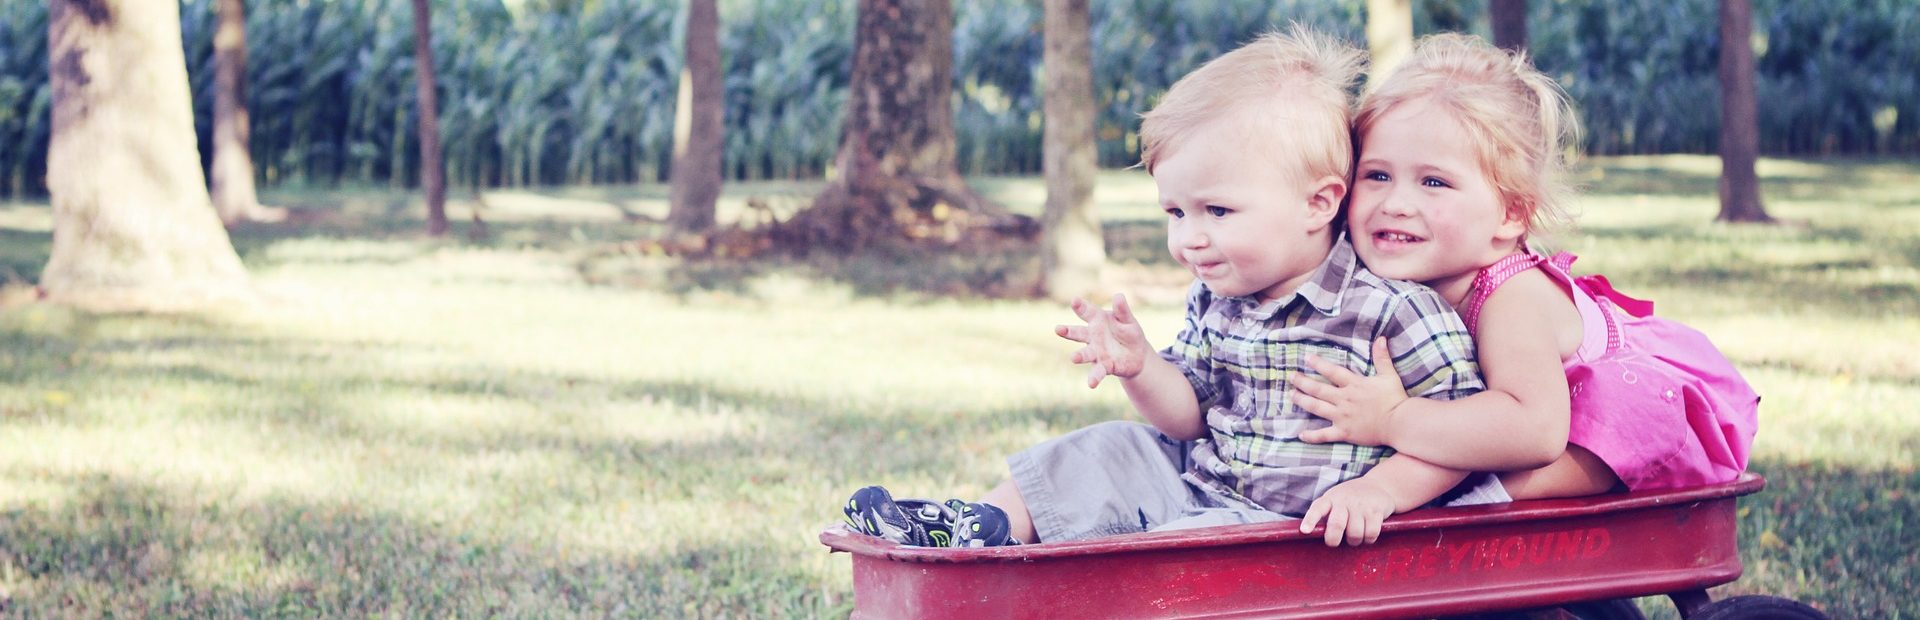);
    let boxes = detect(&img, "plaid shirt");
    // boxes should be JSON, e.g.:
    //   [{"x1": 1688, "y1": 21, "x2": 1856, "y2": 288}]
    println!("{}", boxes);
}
[{"x1": 1161, "y1": 237, "x2": 1484, "y2": 517}]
